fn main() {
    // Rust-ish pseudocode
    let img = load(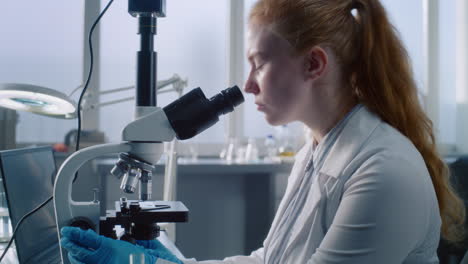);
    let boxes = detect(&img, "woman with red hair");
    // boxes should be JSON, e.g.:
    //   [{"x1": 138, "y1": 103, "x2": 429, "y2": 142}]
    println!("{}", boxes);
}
[{"x1": 61, "y1": 0, "x2": 465, "y2": 263}]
